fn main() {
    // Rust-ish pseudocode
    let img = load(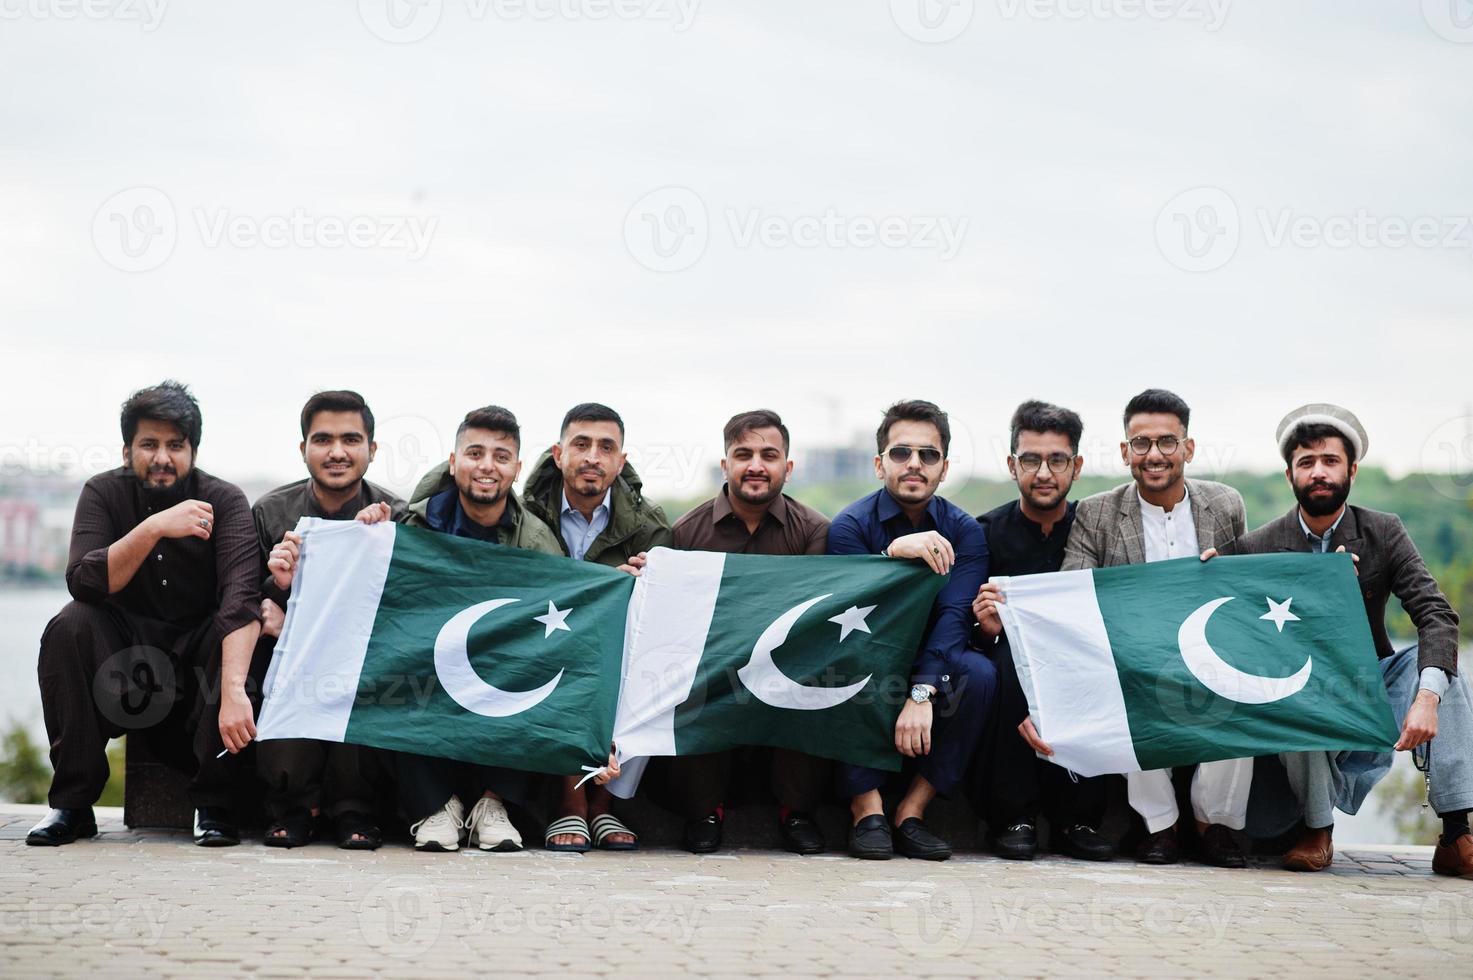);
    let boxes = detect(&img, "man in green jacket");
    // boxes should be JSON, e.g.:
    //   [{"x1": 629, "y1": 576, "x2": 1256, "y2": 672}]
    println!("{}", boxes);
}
[{"x1": 522, "y1": 402, "x2": 673, "y2": 851}]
